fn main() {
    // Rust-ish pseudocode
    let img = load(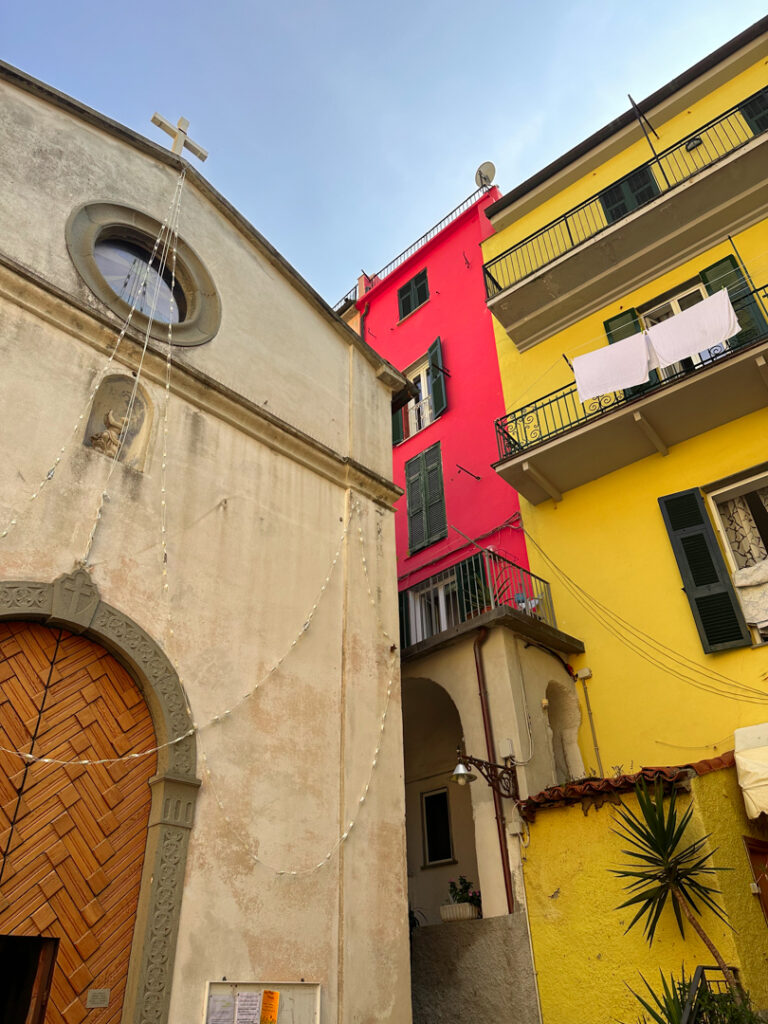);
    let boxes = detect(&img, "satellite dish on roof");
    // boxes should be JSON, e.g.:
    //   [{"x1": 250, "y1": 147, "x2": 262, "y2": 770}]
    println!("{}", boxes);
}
[{"x1": 475, "y1": 161, "x2": 496, "y2": 188}]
